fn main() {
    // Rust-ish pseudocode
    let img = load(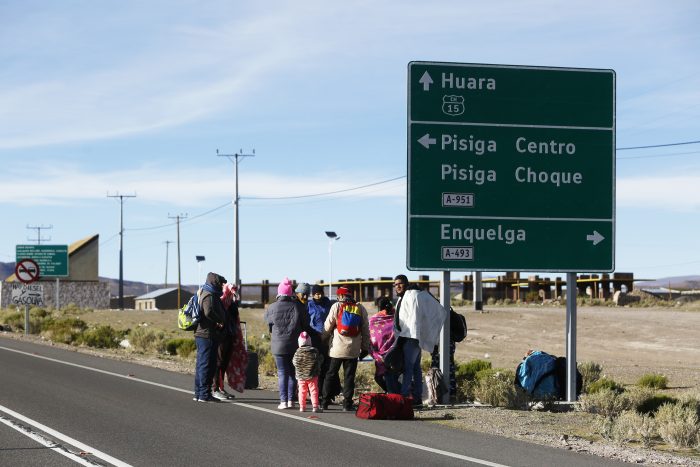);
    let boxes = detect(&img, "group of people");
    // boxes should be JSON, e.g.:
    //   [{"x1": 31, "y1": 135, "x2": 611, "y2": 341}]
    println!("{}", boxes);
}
[{"x1": 193, "y1": 272, "x2": 457, "y2": 410}]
